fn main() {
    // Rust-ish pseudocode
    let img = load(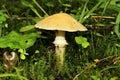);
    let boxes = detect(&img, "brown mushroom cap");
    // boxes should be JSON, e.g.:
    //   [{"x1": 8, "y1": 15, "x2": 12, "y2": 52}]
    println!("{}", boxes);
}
[{"x1": 35, "y1": 13, "x2": 87, "y2": 32}]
